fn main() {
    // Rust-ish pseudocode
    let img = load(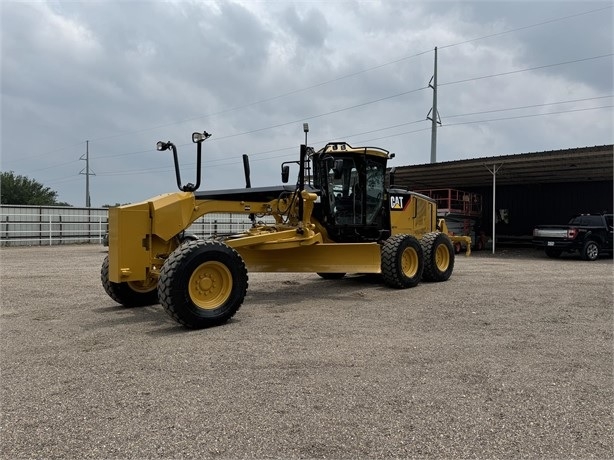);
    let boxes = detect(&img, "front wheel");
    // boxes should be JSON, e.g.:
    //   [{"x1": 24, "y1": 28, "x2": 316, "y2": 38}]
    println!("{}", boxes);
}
[
  {"x1": 158, "y1": 240, "x2": 248, "y2": 328},
  {"x1": 381, "y1": 234, "x2": 424, "y2": 288},
  {"x1": 421, "y1": 232, "x2": 455, "y2": 282},
  {"x1": 101, "y1": 255, "x2": 159, "y2": 307},
  {"x1": 582, "y1": 240, "x2": 600, "y2": 261}
]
